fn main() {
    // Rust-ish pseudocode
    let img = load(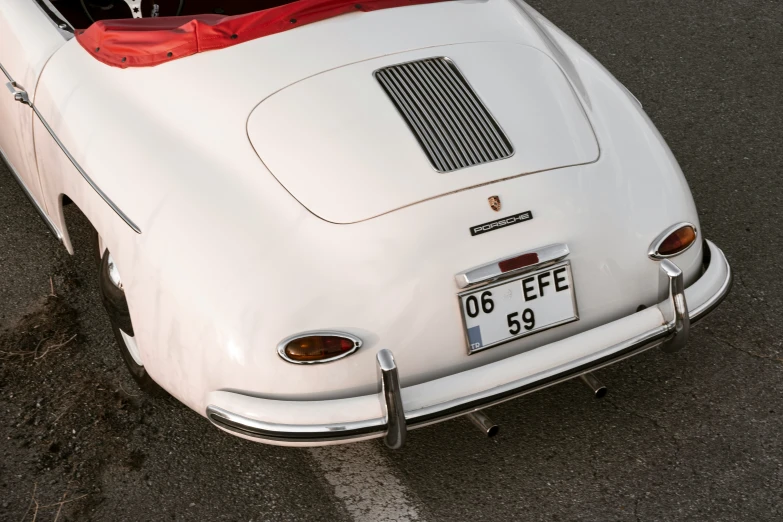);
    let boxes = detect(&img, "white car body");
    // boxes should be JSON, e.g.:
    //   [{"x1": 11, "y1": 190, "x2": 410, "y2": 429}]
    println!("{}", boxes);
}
[{"x1": 0, "y1": 0, "x2": 731, "y2": 447}]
